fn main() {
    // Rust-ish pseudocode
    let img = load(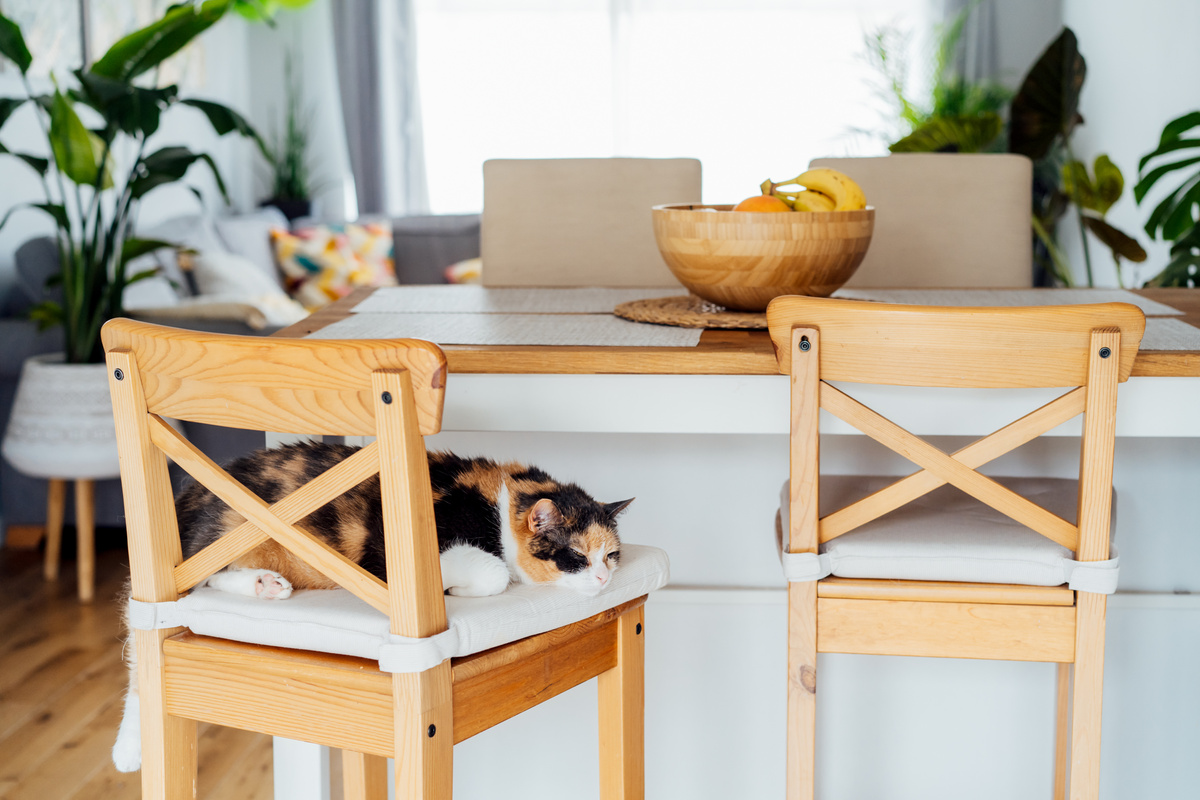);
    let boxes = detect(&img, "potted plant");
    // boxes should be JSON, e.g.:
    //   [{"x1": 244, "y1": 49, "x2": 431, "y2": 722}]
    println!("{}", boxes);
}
[
  {"x1": 259, "y1": 53, "x2": 321, "y2": 221},
  {"x1": 0, "y1": 0, "x2": 266, "y2": 480},
  {"x1": 883, "y1": 27, "x2": 1148, "y2": 287},
  {"x1": 1135, "y1": 111, "x2": 1200, "y2": 287}
]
